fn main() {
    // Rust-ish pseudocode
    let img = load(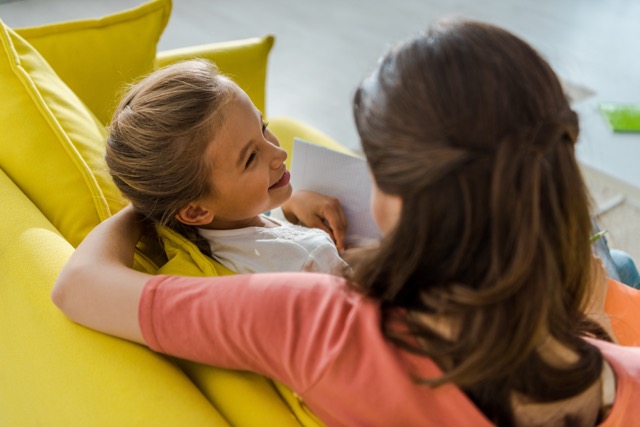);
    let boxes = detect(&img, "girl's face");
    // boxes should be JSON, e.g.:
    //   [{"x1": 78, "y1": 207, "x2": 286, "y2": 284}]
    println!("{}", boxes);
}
[{"x1": 197, "y1": 86, "x2": 292, "y2": 229}]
